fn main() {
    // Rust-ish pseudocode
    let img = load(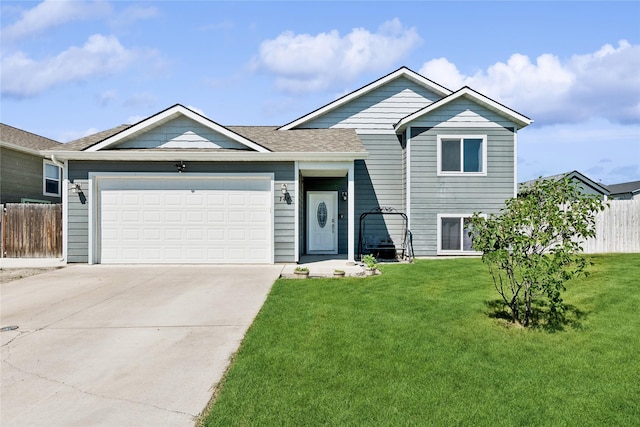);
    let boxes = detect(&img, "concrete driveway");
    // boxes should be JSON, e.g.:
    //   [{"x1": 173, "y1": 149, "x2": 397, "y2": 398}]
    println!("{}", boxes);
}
[{"x1": 1, "y1": 264, "x2": 282, "y2": 427}]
